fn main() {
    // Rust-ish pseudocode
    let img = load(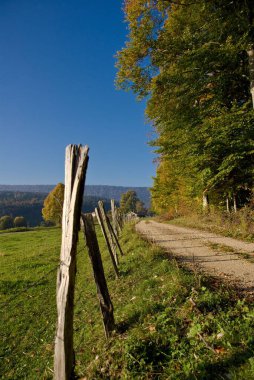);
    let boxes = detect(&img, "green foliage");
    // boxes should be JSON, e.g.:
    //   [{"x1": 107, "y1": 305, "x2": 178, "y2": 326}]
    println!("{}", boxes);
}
[
  {"x1": 0, "y1": 215, "x2": 14, "y2": 230},
  {"x1": 14, "y1": 216, "x2": 27, "y2": 228},
  {"x1": 116, "y1": 0, "x2": 254, "y2": 214},
  {"x1": 42, "y1": 183, "x2": 65, "y2": 226},
  {"x1": 120, "y1": 190, "x2": 147, "y2": 215}
]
